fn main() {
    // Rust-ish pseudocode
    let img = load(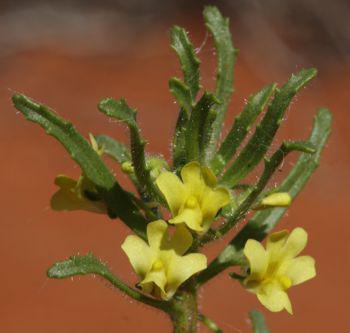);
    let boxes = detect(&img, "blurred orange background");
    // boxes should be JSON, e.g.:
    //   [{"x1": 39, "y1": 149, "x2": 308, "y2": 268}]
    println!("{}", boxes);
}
[{"x1": 1, "y1": 1, "x2": 349, "y2": 332}]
